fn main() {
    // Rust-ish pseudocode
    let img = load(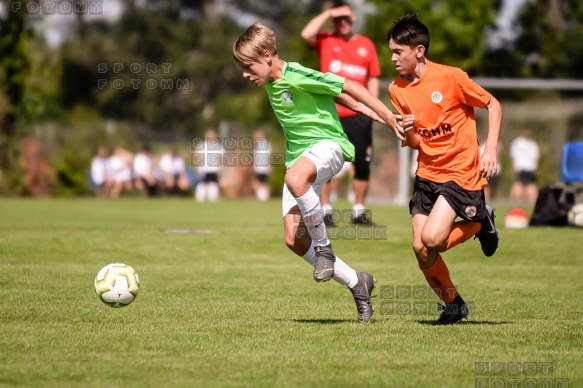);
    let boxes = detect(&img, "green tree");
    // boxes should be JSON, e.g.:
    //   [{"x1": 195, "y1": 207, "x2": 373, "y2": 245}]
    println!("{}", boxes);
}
[
  {"x1": 513, "y1": 0, "x2": 583, "y2": 80},
  {"x1": 363, "y1": 0, "x2": 500, "y2": 77},
  {"x1": 0, "y1": 1, "x2": 31, "y2": 193}
]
